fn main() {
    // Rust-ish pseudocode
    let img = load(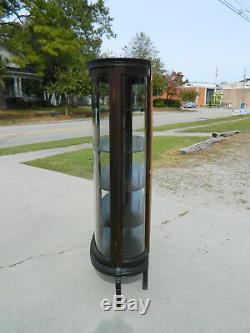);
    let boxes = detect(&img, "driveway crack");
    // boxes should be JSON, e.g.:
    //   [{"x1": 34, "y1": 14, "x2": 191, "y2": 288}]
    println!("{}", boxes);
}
[{"x1": 0, "y1": 245, "x2": 85, "y2": 272}]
